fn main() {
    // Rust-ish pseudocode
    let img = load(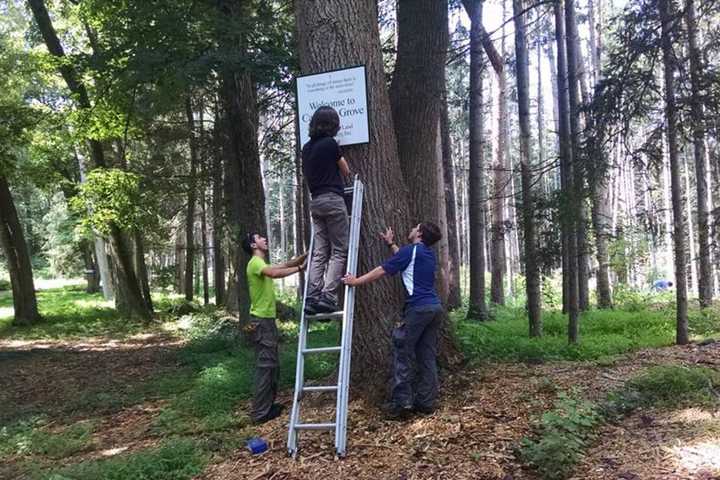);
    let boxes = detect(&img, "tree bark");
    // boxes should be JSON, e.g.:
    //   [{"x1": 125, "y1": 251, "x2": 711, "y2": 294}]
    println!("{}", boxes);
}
[
  {"x1": 564, "y1": 0, "x2": 589, "y2": 312},
  {"x1": 491, "y1": 0, "x2": 509, "y2": 306},
  {"x1": 390, "y1": 0, "x2": 450, "y2": 304},
  {"x1": 28, "y1": 0, "x2": 151, "y2": 320},
  {"x1": 217, "y1": 0, "x2": 267, "y2": 331},
  {"x1": 0, "y1": 175, "x2": 41, "y2": 326},
  {"x1": 555, "y1": 0, "x2": 580, "y2": 342},
  {"x1": 133, "y1": 230, "x2": 153, "y2": 313},
  {"x1": 465, "y1": 0, "x2": 489, "y2": 321},
  {"x1": 685, "y1": 0, "x2": 713, "y2": 307},
  {"x1": 441, "y1": 87, "x2": 462, "y2": 310},
  {"x1": 514, "y1": 0, "x2": 542, "y2": 337},
  {"x1": 296, "y1": 0, "x2": 461, "y2": 398},
  {"x1": 659, "y1": 0, "x2": 689, "y2": 345},
  {"x1": 212, "y1": 112, "x2": 226, "y2": 306},
  {"x1": 184, "y1": 97, "x2": 198, "y2": 302}
]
